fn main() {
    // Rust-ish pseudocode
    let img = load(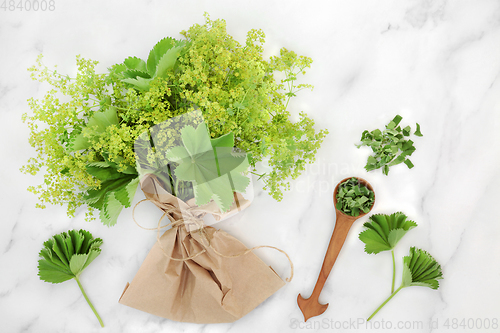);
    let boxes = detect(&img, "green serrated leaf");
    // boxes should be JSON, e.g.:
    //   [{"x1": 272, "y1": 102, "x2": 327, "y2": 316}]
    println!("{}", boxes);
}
[
  {"x1": 64, "y1": 233, "x2": 75, "y2": 258},
  {"x1": 68, "y1": 229, "x2": 84, "y2": 254},
  {"x1": 79, "y1": 230, "x2": 93, "y2": 254},
  {"x1": 86, "y1": 161, "x2": 113, "y2": 169},
  {"x1": 67, "y1": 129, "x2": 91, "y2": 152},
  {"x1": 66, "y1": 107, "x2": 119, "y2": 152},
  {"x1": 38, "y1": 230, "x2": 102, "y2": 282},
  {"x1": 52, "y1": 233, "x2": 70, "y2": 266},
  {"x1": 86, "y1": 165, "x2": 124, "y2": 181},
  {"x1": 87, "y1": 106, "x2": 118, "y2": 133},
  {"x1": 147, "y1": 37, "x2": 176, "y2": 76},
  {"x1": 82, "y1": 249, "x2": 101, "y2": 271},
  {"x1": 69, "y1": 253, "x2": 89, "y2": 276},
  {"x1": 113, "y1": 177, "x2": 139, "y2": 207},
  {"x1": 155, "y1": 45, "x2": 185, "y2": 78},
  {"x1": 387, "y1": 229, "x2": 409, "y2": 248},
  {"x1": 89, "y1": 238, "x2": 103, "y2": 252},
  {"x1": 109, "y1": 63, "x2": 127, "y2": 76},
  {"x1": 100, "y1": 191, "x2": 124, "y2": 227},
  {"x1": 359, "y1": 212, "x2": 417, "y2": 254},
  {"x1": 402, "y1": 247, "x2": 442, "y2": 289},
  {"x1": 122, "y1": 69, "x2": 151, "y2": 80},
  {"x1": 38, "y1": 259, "x2": 74, "y2": 283},
  {"x1": 37, "y1": 230, "x2": 104, "y2": 326},
  {"x1": 123, "y1": 56, "x2": 148, "y2": 73},
  {"x1": 84, "y1": 174, "x2": 135, "y2": 215},
  {"x1": 122, "y1": 77, "x2": 153, "y2": 91},
  {"x1": 359, "y1": 229, "x2": 391, "y2": 254},
  {"x1": 401, "y1": 261, "x2": 413, "y2": 287}
]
